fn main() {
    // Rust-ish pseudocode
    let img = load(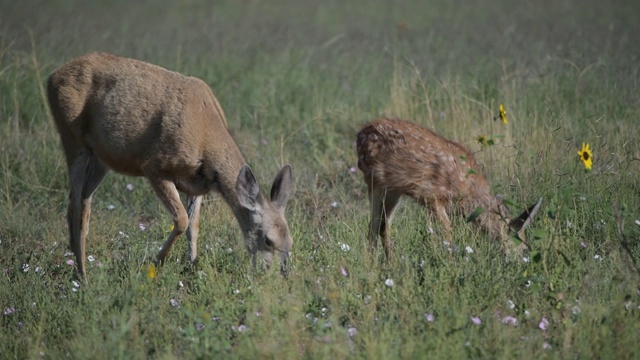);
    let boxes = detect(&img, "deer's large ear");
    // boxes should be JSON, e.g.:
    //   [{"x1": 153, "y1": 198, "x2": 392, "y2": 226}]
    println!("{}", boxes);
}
[
  {"x1": 237, "y1": 165, "x2": 261, "y2": 210},
  {"x1": 509, "y1": 197, "x2": 543, "y2": 232},
  {"x1": 270, "y1": 165, "x2": 293, "y2": 212}
]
